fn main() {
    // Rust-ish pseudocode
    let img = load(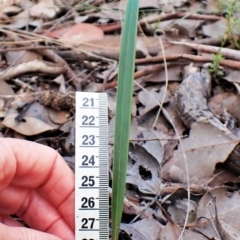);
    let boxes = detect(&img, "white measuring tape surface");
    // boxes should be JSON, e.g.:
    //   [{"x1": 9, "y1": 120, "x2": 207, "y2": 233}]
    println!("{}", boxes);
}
[{"x1": 75, "y1": 92, "x2": 109, "y2": 240}]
